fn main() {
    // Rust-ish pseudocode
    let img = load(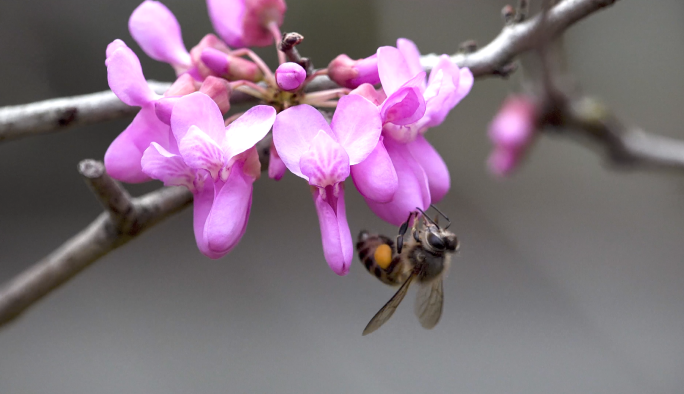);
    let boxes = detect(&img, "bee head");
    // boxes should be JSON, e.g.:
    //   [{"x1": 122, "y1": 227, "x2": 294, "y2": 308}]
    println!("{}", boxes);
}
[{"x1": 423, "y1": 226, "x2": 459, "y2": 253}]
